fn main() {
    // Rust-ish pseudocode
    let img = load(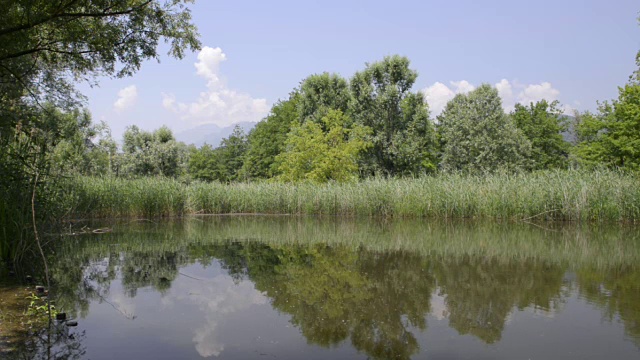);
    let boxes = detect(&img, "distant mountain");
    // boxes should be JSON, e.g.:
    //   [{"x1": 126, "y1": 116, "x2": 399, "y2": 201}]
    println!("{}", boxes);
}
[{"x1": 175, "y1": 122, "x2": 256, "y2": 147}]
